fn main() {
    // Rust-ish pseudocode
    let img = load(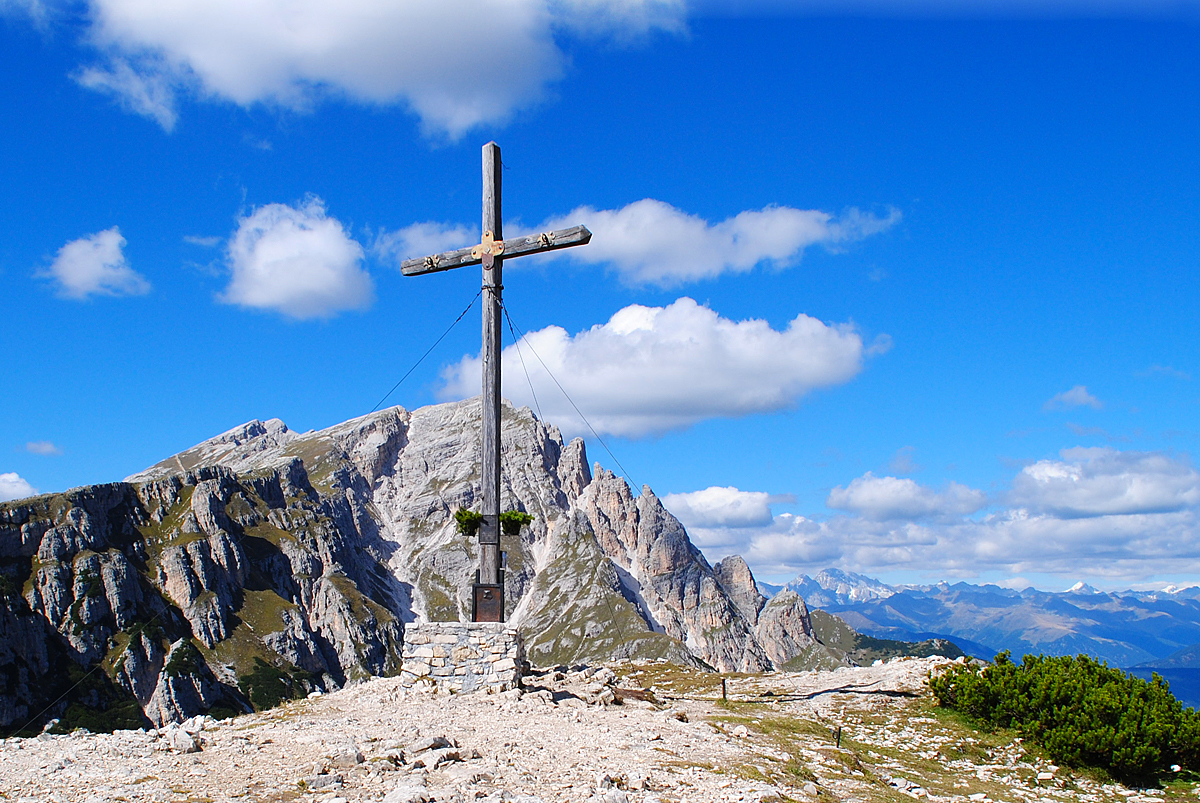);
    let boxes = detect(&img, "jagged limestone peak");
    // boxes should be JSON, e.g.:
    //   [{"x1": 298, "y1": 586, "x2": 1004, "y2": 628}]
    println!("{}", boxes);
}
[{"x1": 0, "y1": 397, "x2": 826, "y2": 732}]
